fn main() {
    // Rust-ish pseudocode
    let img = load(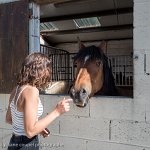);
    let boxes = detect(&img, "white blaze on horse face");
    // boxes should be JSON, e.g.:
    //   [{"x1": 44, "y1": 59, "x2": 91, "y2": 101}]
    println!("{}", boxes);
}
[{"x1": 84, "y1": 55, "x2": 90, "y2": 65}]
